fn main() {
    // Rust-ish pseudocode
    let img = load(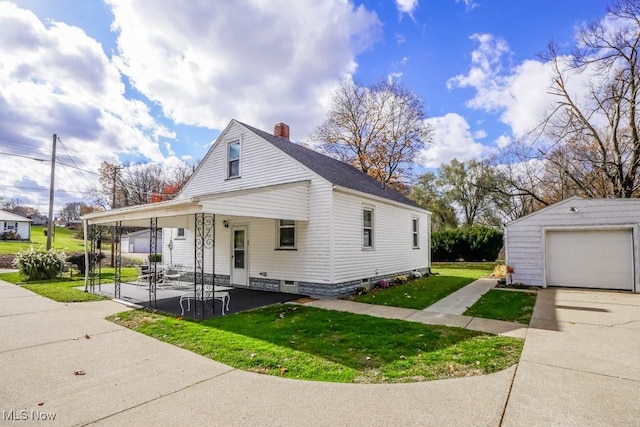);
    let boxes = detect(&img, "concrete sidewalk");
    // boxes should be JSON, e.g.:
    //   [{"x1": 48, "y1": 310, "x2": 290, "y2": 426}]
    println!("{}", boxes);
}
[
  {"x1": 423, "y1": 278, "x2": 497, "y2": 314},
  {"x1": 3, "y1": 277, "x2": 639, "y2": 425},
  {"x1": 299, "y1": 278, "x2": 528, "y2": 339},
  {"x1": 0, "y1": 278, "x2": 515, "y2": 426},
  {"x1": 301, "y1": 298, "x2": 528, "y2": 338}
]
